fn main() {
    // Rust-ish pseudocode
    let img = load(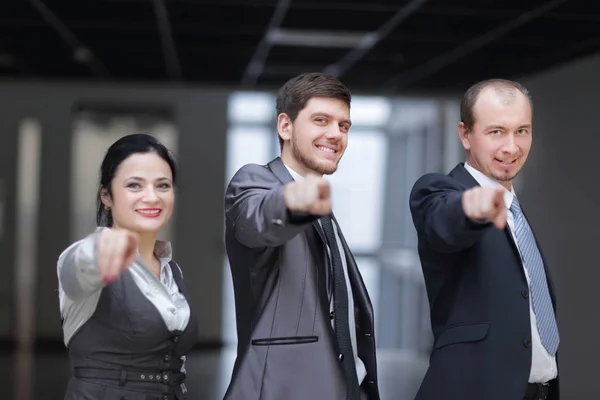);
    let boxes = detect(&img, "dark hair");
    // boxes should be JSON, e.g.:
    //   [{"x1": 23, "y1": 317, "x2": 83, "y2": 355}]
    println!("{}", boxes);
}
[
  {"x1": 96, "y1": 133, "x2": 178, "y2": 227},
  {"x1": 460, "y1": 78, "x2": 532, "y2": 130},
  {"x1": 275, "y1": 72, "x2": 351, "y2": 149}
]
